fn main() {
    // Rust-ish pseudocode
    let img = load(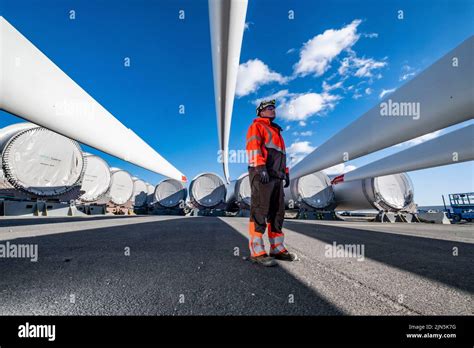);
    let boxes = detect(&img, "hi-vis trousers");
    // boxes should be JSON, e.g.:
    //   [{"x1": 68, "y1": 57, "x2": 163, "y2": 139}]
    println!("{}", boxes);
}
[{"x1": 248, "y1": 170, "x2": 287, "y2": 257}]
